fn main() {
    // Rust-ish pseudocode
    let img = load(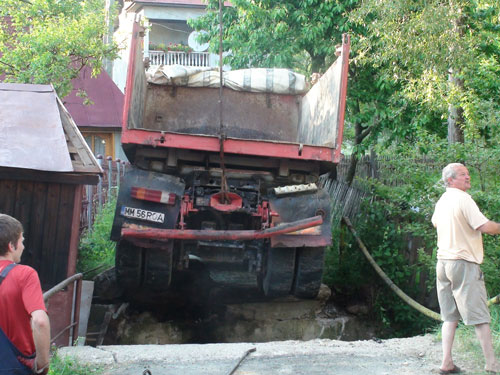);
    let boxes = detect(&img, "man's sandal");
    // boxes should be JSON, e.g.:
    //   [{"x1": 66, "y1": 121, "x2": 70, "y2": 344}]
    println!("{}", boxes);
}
[{"x1": 439, "y1": 365, "x2": 462, "y2": 374}]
